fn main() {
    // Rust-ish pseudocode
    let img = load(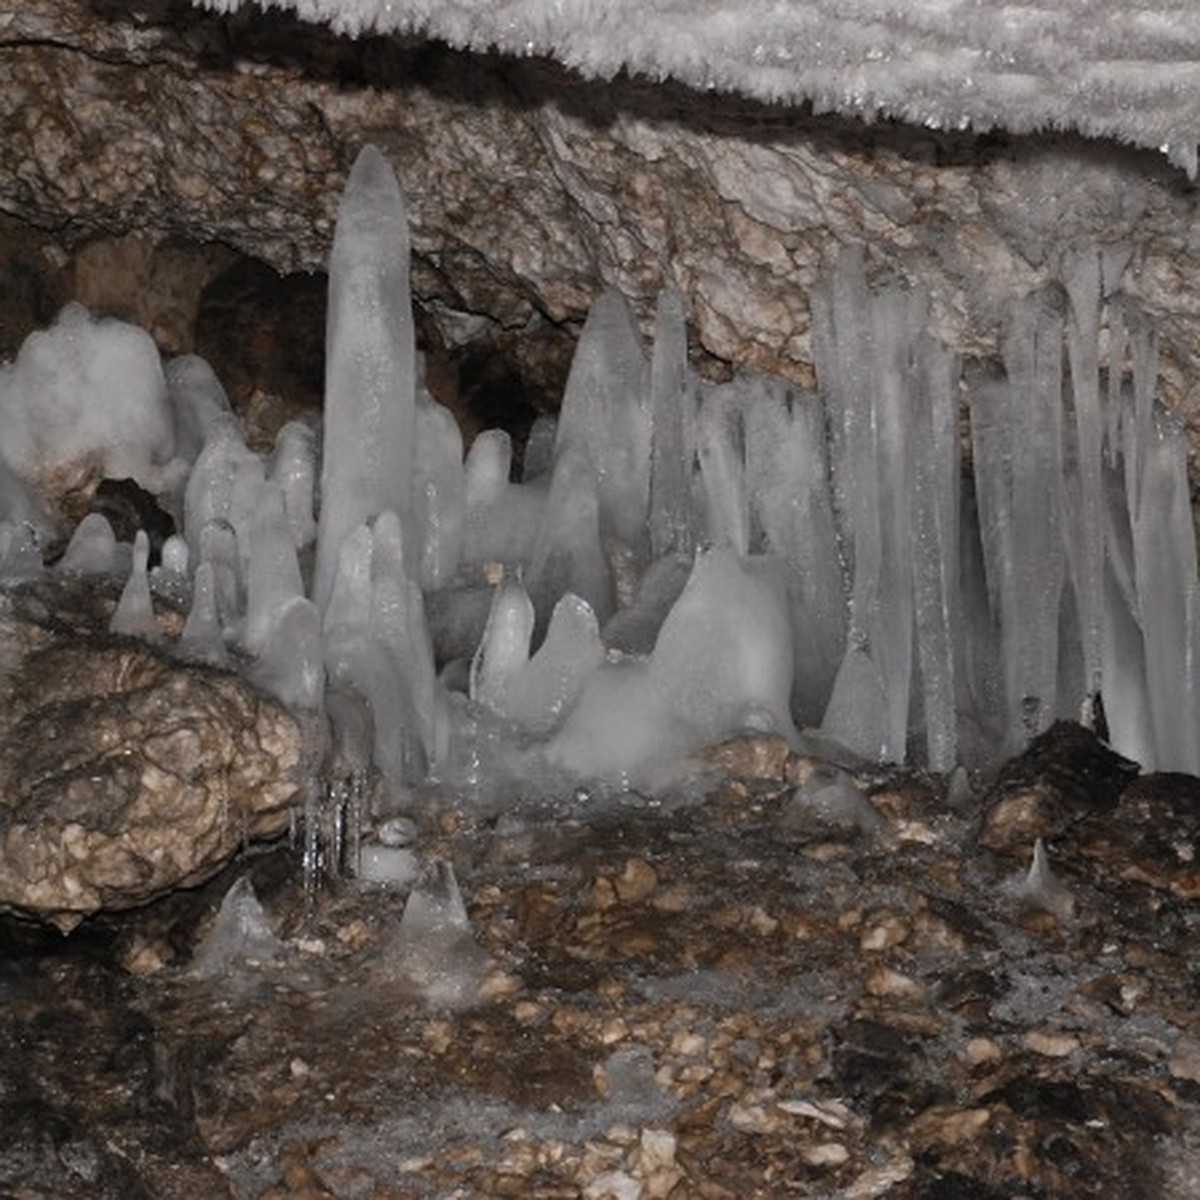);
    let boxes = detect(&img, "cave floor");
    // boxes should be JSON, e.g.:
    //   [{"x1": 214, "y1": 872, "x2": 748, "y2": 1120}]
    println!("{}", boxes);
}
[{"x1": 1, "y1": 737, "x2": 1198, "y2": 1200}]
